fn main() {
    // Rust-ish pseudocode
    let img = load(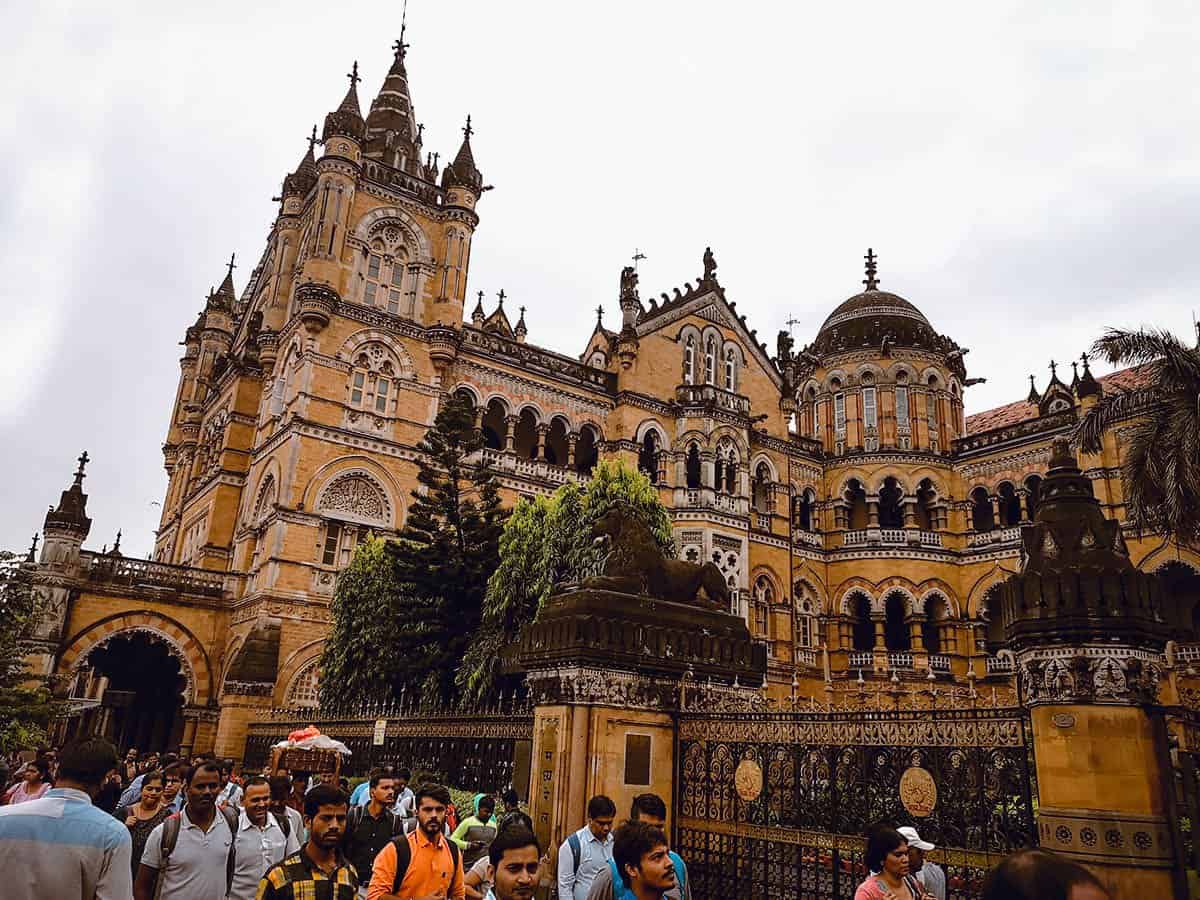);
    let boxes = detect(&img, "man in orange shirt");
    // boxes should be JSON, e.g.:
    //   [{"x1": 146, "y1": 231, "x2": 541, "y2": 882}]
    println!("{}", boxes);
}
[{"x1": 367, "y1": 783, "x2": 465, "y2": 900}]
